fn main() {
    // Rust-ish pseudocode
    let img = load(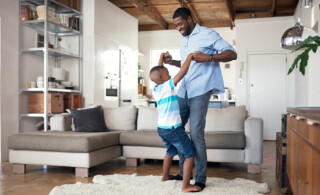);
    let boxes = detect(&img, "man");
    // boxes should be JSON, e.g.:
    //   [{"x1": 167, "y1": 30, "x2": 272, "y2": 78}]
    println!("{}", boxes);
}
[{"x1": 163, "y1": 7, "x2": 237, "y2": 190}]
